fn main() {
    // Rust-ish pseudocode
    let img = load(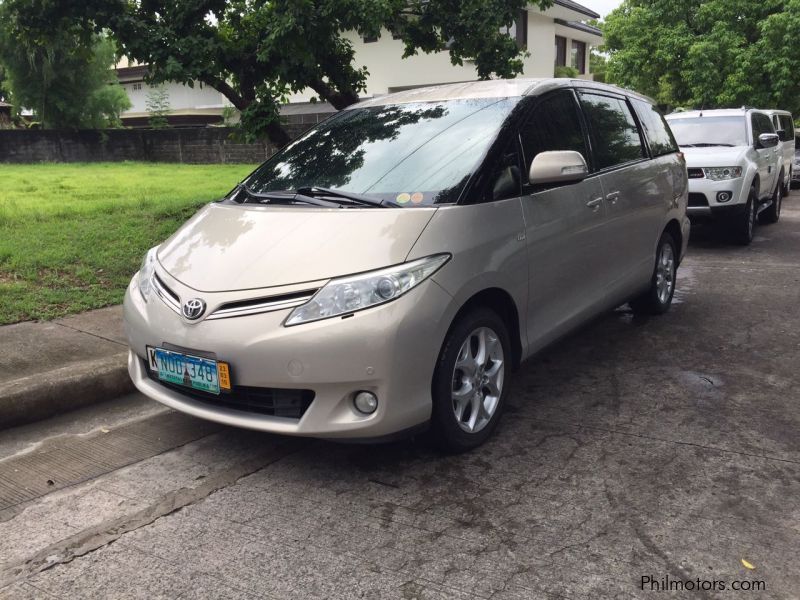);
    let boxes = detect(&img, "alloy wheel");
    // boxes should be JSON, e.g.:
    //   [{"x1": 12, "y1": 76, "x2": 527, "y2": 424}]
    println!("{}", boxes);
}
[
  {"x1": 451, "y1": 327, "x2": 504, "y2": 433},
  {"x1": 655, "y1": 243, "x2": 675, "y2": 304}
]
